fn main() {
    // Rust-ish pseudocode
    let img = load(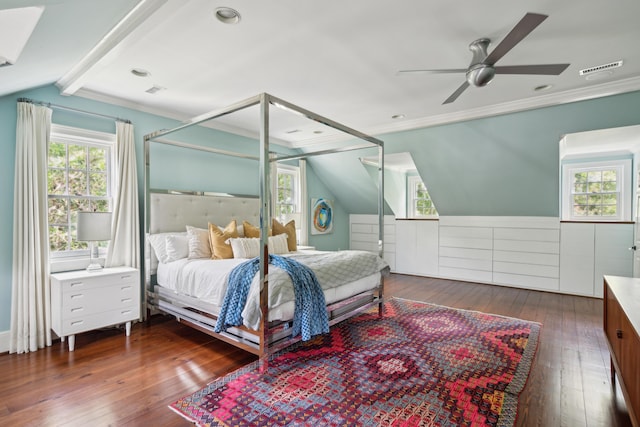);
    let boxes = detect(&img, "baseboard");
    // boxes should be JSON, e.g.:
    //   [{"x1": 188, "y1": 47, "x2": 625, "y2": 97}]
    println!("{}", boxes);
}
[{"x1": 0, "y1": 329, "x2": 9, "y2": 353}]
